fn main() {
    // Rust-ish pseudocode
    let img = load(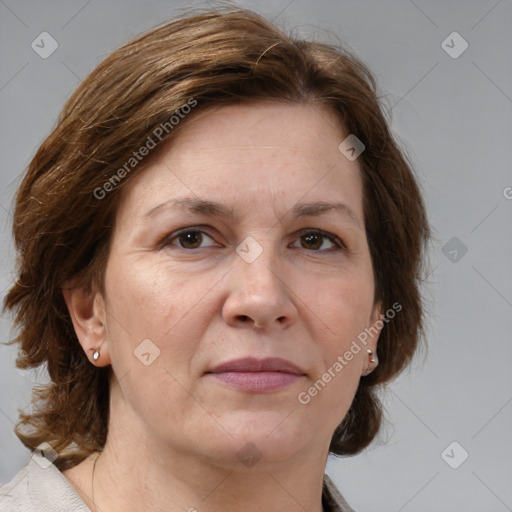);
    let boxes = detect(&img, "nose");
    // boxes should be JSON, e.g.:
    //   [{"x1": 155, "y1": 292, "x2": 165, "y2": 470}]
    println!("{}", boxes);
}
[{"x1": 221, "y1": 247, "x2": 298, "y2": 331}]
